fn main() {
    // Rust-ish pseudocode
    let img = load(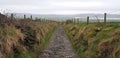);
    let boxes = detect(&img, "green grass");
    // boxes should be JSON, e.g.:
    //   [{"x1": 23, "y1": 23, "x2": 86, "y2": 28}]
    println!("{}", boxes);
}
[
  {"x1": 63, "y1": 22, "x2": 120, "y2": 58},
  {"x1": 14, "y1": 50, "x2": 34, "y2": 58},
  {"x1": 39, "y1": 27, "x2": 56, "y2": 53}
]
